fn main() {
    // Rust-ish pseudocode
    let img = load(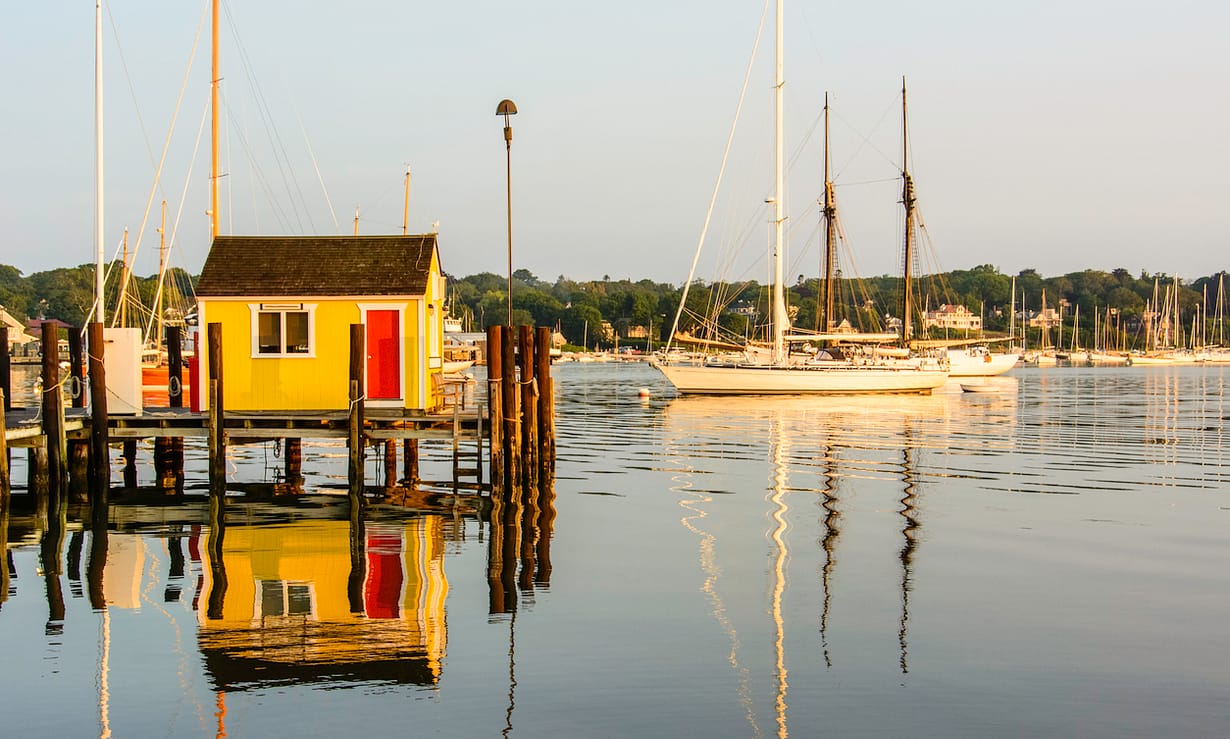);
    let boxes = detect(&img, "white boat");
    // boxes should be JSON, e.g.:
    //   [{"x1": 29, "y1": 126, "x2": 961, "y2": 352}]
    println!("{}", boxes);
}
[
  {"x1": 653, "y1": 16, "x2": 947, "y2": 396},
  {"x1": 959, "y1": 378, "x2": 1016, "y2": 394},
  {"x1": 946, "y1": 346, "x2": 1020, "y2": 377},
  {"x1": 442, "y1": 359, "x2": 475, "y2": 374}
]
